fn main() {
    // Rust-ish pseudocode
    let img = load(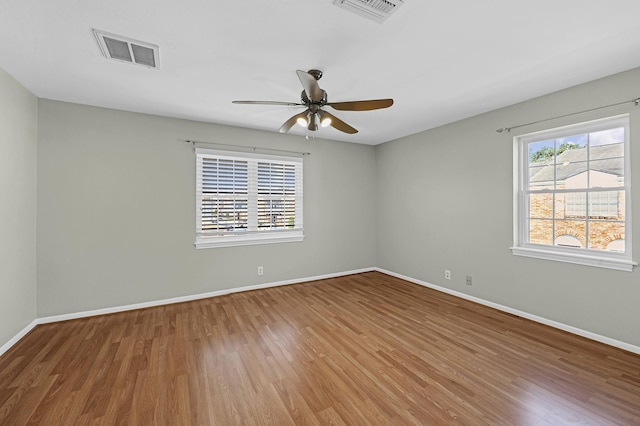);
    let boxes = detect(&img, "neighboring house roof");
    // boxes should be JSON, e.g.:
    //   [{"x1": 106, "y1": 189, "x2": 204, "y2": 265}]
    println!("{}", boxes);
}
[{"x1": 529, "y1": 143, "x2": 623, "y2": 183}]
